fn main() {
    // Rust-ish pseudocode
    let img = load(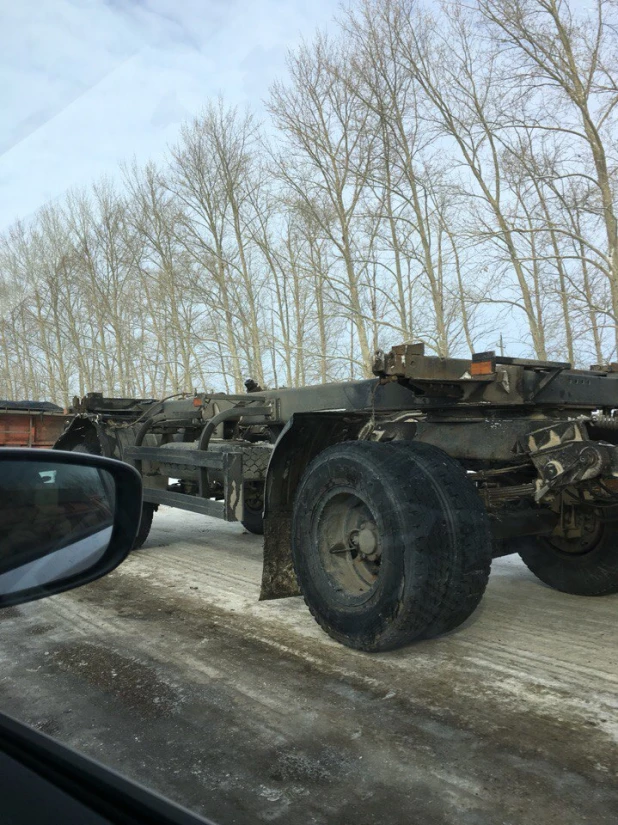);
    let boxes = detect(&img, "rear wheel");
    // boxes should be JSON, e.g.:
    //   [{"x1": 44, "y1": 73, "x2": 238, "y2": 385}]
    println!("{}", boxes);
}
[
  {"x1": 291, "y1": 440, "x2": 493, "y2": 651},
  {"x1": 513, "y1": 507, "x2": 618, "y2": 595},
  {"x1": 132, "y1": 503, "x2": 156, "y2": 550},
  {"x1": 241, "y1": 482, "x2": 264, "y2": 535},
  {"x1": 71, "y1": 439, "x2": 154, "y2": 551}
]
